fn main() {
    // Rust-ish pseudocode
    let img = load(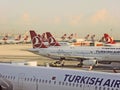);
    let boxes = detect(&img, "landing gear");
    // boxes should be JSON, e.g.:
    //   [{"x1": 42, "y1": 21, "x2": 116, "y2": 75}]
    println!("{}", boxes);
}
[
  {"x1": 77, "y1": 59, "x2": 83, "y2": 67},
  {"x1": 50, "y1": 60, "x2": 65, "y2": 67}
]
